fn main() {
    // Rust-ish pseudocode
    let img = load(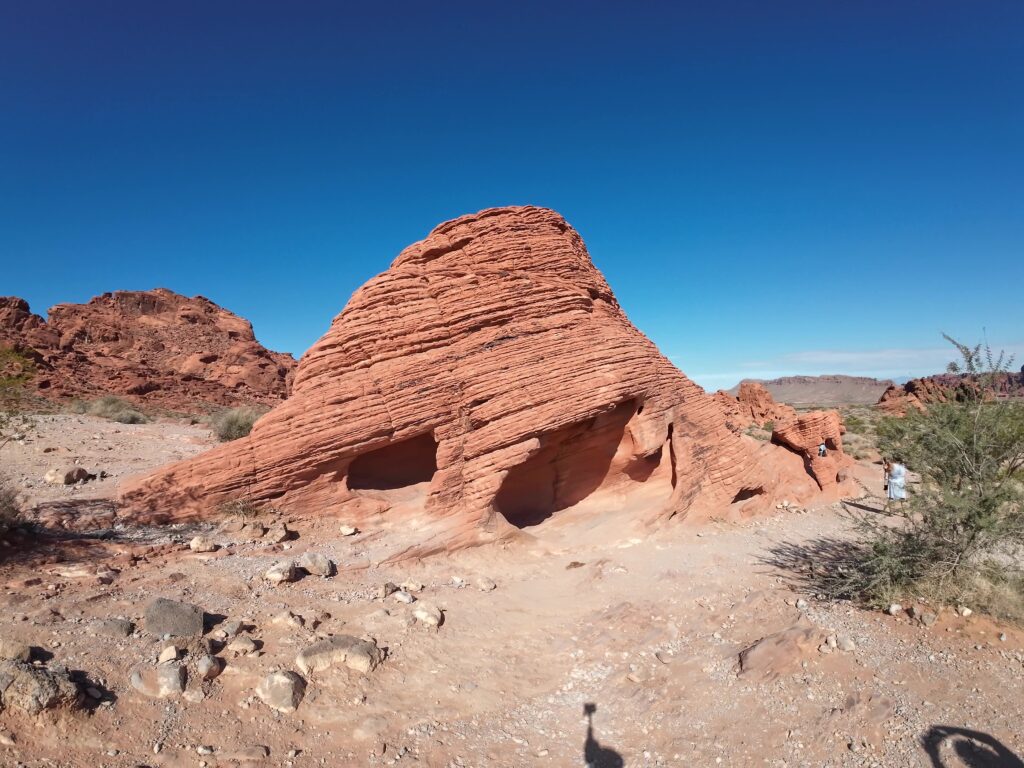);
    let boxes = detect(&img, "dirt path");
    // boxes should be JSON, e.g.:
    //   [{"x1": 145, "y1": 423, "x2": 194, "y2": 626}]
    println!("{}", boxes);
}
[{"x1": 0, "y1": 423, "x2": 1021, "y2": 767}]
